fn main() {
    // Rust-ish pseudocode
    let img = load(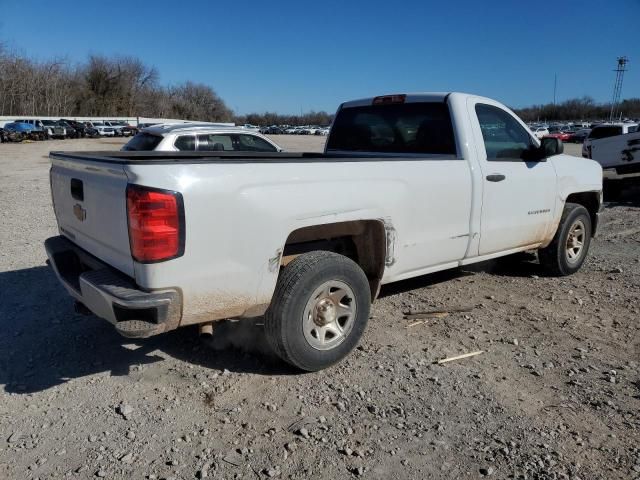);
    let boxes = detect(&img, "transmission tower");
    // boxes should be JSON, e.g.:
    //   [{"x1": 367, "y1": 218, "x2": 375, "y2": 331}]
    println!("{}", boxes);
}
[{"x1": 609, "y1": 56, "x2": 628, "y2": 122}]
